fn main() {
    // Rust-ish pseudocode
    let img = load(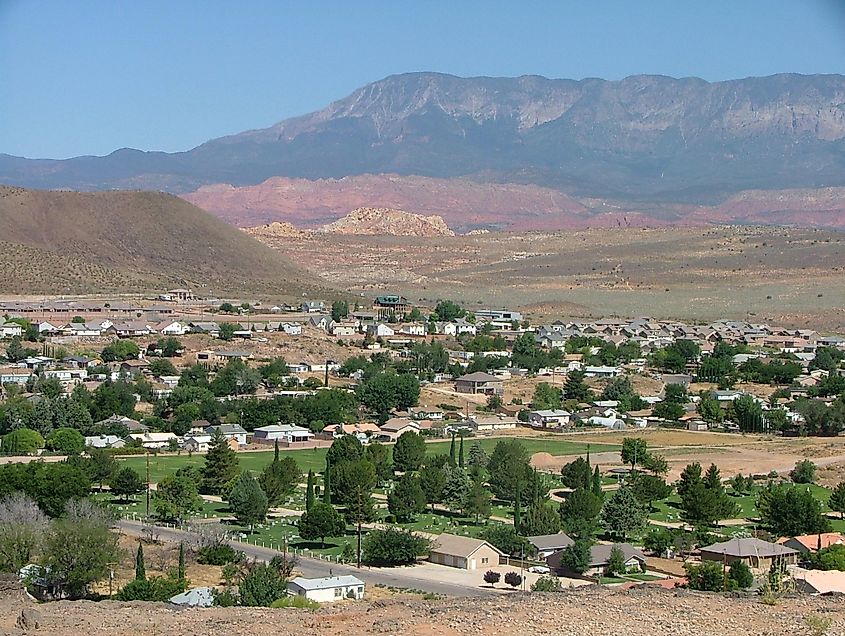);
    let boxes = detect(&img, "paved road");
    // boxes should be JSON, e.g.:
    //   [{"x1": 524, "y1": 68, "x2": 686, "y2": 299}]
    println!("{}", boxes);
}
[{"x1": 117, "y1": 519, "x2": 494, "y2": 598}]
